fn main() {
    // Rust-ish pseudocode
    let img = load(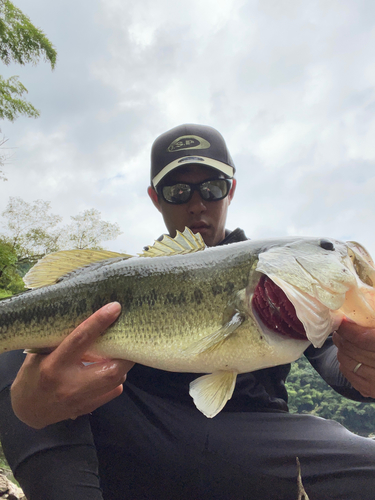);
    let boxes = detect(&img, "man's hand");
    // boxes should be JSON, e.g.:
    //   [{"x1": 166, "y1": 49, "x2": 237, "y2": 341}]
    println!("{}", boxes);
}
[
  {"x1": 11, "y1": 302, "x2": 134, "y2": 429},
  {"x1": 333, "y1": 319, "x2": 375, "y2": 399}
]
